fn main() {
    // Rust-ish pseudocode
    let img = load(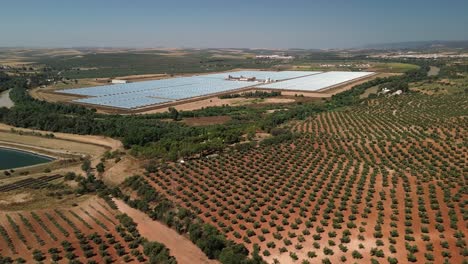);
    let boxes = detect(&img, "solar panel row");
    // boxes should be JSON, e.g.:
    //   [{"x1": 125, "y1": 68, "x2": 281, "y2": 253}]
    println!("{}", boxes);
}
[
  {"x1": 257, "y1": 71, "x2": 375, "y2": 91},
  {"x1": 61, "y1": 71, "x2": 374, "y2": 110}
]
